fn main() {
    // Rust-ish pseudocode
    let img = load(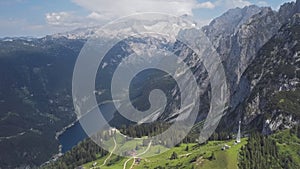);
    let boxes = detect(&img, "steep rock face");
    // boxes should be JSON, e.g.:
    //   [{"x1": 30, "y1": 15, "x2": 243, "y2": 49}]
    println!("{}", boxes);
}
[
  {"x1": 240, "y1": 13, "x2": 300, "y2": 133},
  {"x1": 203, "y1": 6, "x2": 262, "y2": 68},
  {"x1": 210, "y1": 1, "x2": 300, "y2": 132},
  {"x1": 203, "y1": 6, "x2": 283, "y2": 112},
  {"x1": 229, "y1": 8, "x2": 283, "y2": 110},
  {"x1": 278, "y1": 0, "x2": 300, "y2": 23}
]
